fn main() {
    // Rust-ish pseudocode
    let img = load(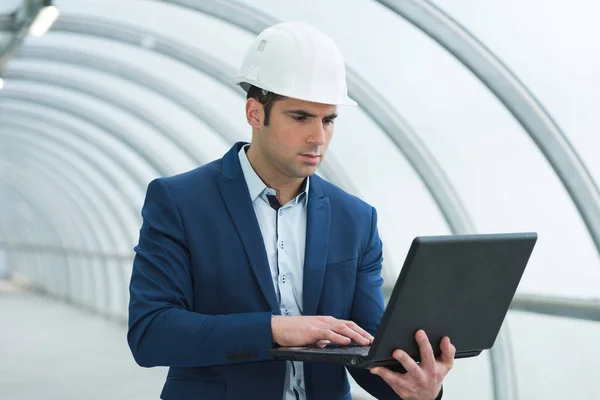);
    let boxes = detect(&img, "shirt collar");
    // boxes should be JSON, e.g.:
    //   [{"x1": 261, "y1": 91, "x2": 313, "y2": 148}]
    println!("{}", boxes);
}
[{"x1": 238, "y1": 144, "x2": 309, "y2": 207}]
